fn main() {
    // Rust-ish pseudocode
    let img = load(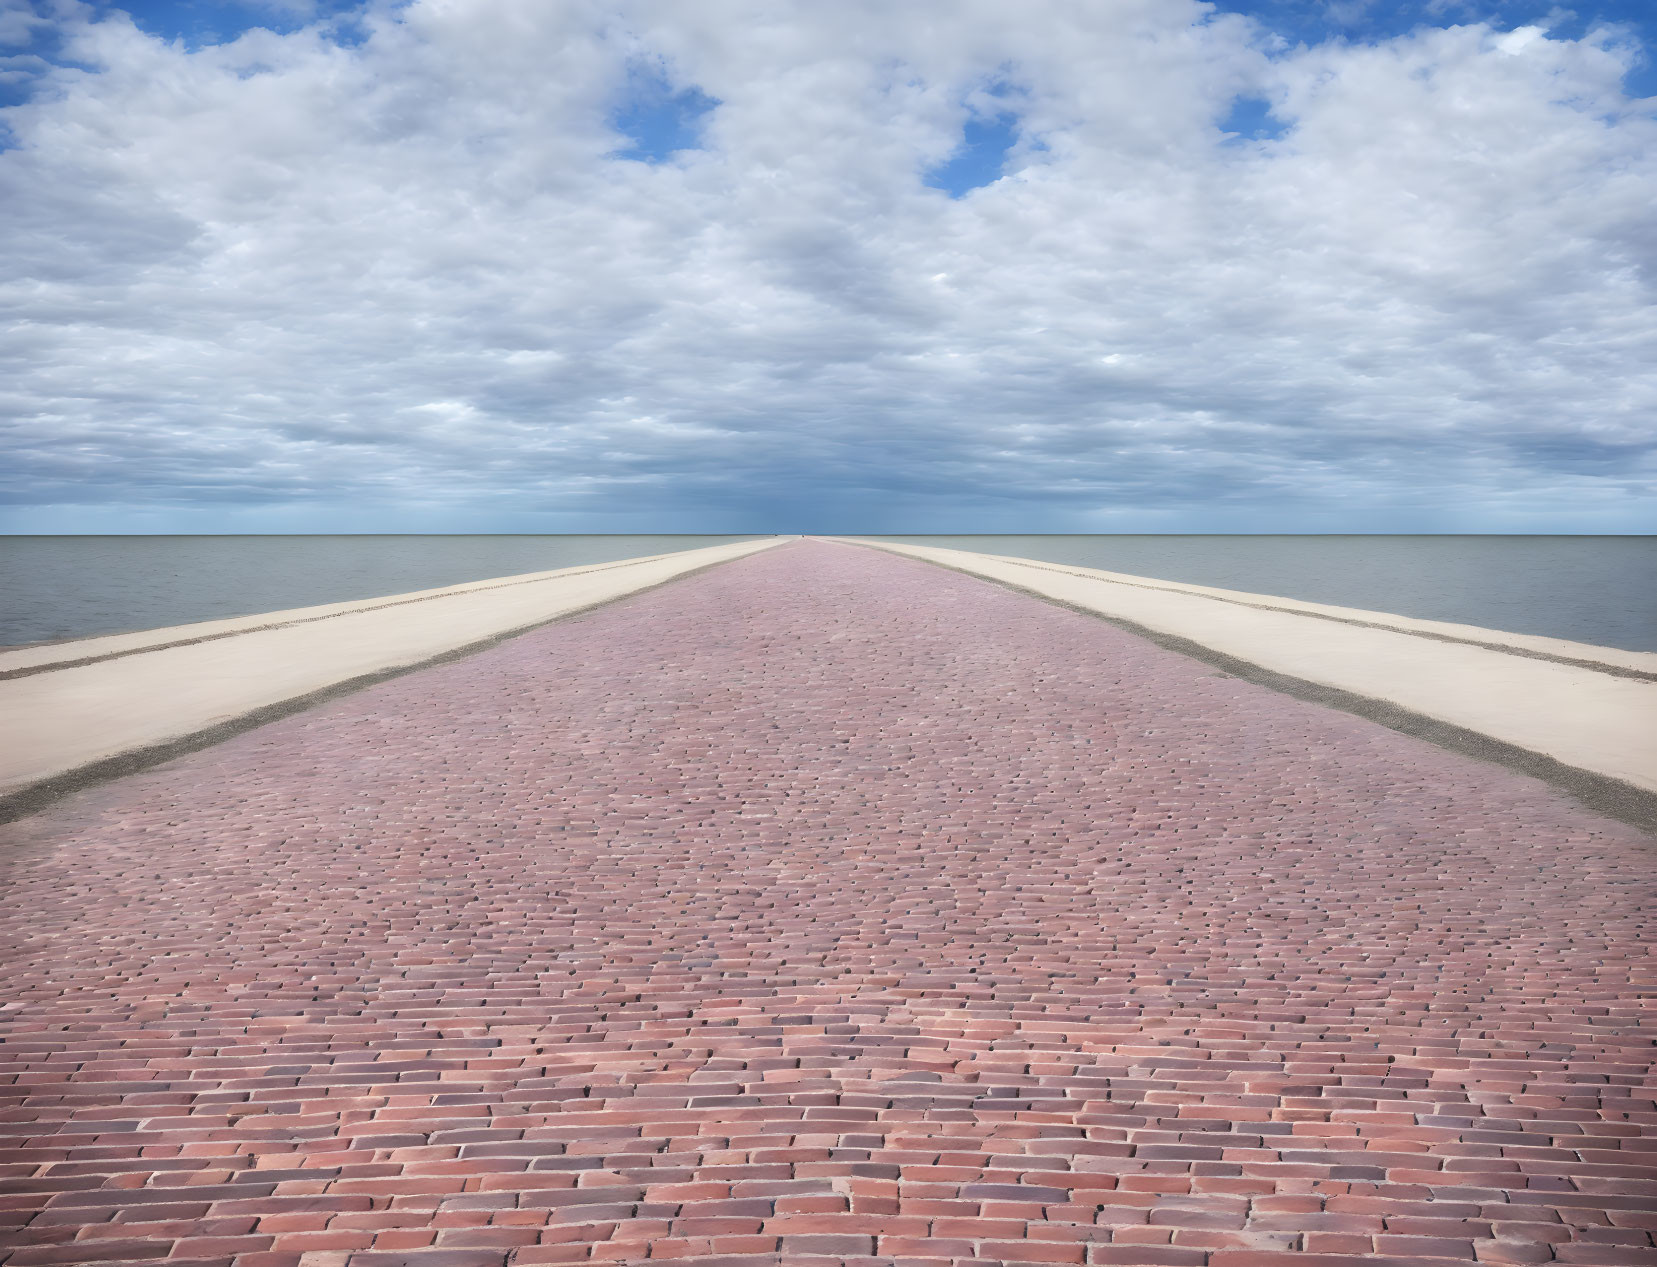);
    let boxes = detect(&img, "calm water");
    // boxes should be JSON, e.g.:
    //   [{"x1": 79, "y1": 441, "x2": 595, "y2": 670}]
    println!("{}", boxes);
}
[
  {"x1": 1, "y1": 534, "x2": 1653, "y2": 652},
  {"x1": 874, "y1": 536, "x2": 1657, "y2": 652},
  {"x1": 0, "y1": 536, "x2": 762, "y2": 647}
]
